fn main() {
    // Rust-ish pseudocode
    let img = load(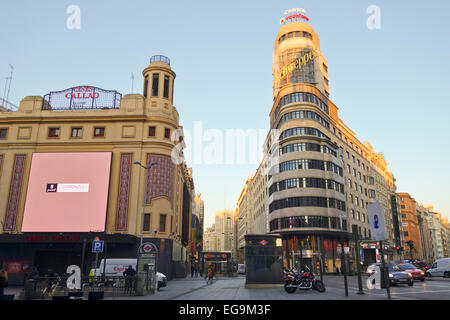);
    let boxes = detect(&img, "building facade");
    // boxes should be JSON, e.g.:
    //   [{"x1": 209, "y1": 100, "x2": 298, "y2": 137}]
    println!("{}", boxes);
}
[
  {"x1": 234, "y1": 20, "x2": 400, "y2": 273},
  {"x1": 0, "y1": 55, "x2": 197, "y2": 283},
  {"x1": 202, "y1": 210, "x2": 234, "y2": 253},
  {"x1": 397, "y1": 193, "x2": 423, "y2": 260}
]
